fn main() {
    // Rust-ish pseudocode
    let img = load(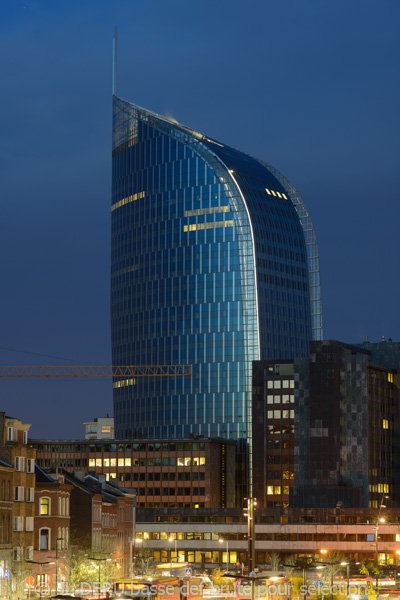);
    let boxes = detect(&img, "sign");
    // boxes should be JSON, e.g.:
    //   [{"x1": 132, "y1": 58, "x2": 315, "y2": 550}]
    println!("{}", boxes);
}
[
  {"x1": 185, "y1": 568, "x2": 192, "y2": 577},
  {"x1": 26, "y1": 577, "x2": 34, "y2": 586}
]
